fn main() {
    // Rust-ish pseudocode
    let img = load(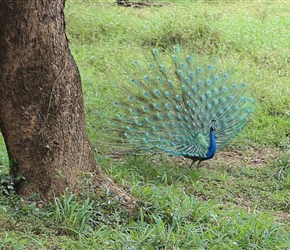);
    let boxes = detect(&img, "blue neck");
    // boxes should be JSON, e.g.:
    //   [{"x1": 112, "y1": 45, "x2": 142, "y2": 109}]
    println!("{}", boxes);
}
[{"x1": 206, "y1": 128, "x2": 216, "y2": 159}]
